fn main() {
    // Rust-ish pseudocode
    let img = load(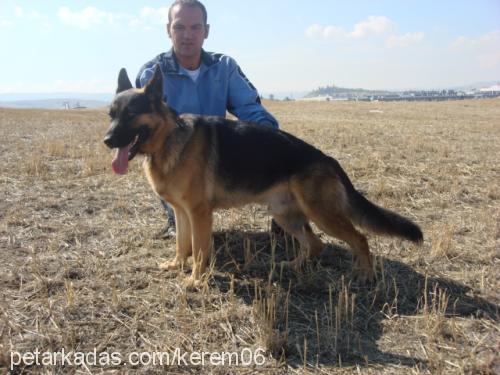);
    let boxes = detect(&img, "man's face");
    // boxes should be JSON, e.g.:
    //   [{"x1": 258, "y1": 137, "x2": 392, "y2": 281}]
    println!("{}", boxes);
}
[{"x1": 167, "y1": 5, "x2": 209, "y2": 61}]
